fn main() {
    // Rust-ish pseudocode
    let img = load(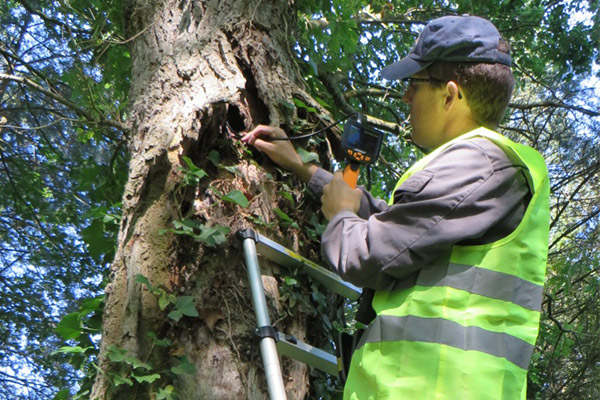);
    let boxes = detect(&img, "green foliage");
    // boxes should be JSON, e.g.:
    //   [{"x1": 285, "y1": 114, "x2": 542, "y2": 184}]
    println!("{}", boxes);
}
[
  {"x1": 180, "y1": 156, "x2": 208, "y2": 186},
  {"x1": 221, "y1": 189, "x2": 250, "y2": 208},
  {"x1": 53, "y1": 295, "x2": 104, "y2": 399},
  {"x1": 161, "y1": 219, "x2": 231, "y2": 247},
  {"x1": 135, "y1": 274, "x2": 199, "y2": 322},
  {"x1": 0, "y1": 0, "x2": 130, "y2": 396},
  {"x1": 69, "y1": 274, "x2": 199, "y2": 398},
  {"x1": 1, "y1": 0, "x2": 599, "y2": 398},
  {"x1": 167, "y1": 296, "x2": 200, "y2": 322}
]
